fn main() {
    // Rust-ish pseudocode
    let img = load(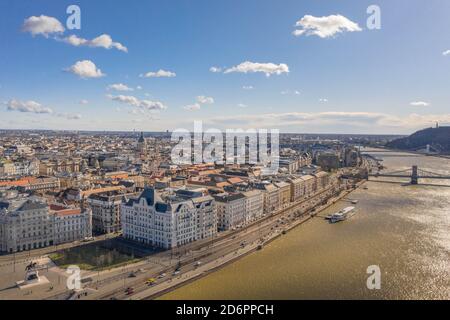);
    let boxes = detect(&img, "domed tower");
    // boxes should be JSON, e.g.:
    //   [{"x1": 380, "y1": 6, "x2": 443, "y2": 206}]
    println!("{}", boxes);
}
[{"x1": 137, "y1": 131, "x2": 146, "y2": 154}]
